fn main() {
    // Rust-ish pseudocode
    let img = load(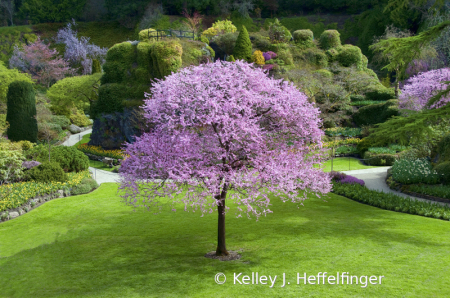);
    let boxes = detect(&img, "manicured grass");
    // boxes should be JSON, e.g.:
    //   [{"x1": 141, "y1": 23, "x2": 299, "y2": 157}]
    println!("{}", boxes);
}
[
  {"x1": 321, "y1": 157, "x2": 380, "y2": 172},
  {"x1": 88, "y1": 159, "x2": 116, "y2": 172},
  {"x1": 0, "y1": 183, "x2": 449, "y2": 297},
  {"x1": 72, "y1": 133, "x2": 91, "y2": 148}
]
